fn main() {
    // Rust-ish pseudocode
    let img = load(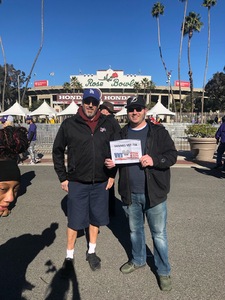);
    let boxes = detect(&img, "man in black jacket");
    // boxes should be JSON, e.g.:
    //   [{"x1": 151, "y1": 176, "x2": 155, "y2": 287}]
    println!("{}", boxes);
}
[
  {"x1": 105, "y1": 96, "x2": 177, "y2": 291},
  {"x1": 53, "y1": 88, "x2": 116, "y2": 275}
]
